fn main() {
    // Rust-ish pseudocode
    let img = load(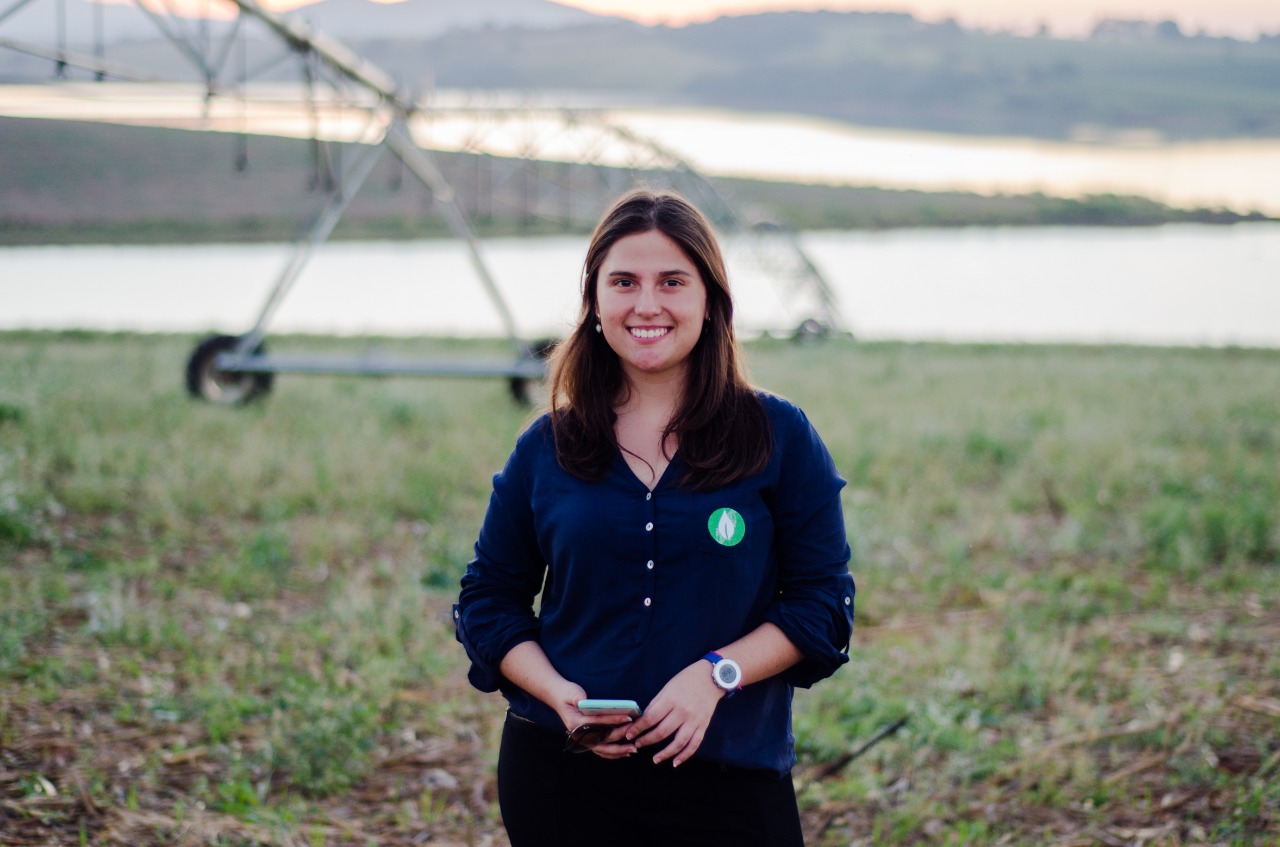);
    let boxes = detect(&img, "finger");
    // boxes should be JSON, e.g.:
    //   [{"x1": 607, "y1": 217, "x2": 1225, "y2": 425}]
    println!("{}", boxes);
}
[
  {"x1": 652, "y1": 724, "x2": 705, "y2": 767},
  {"x1": 622, "y1": 705, "x2": 667, "y2": 739},
  {"x1": 565, "y1": 712, "x2": 633, "y2": 733},
  {"x1": 578, "y1": 714, "x2": 634, "y2": 727},
  {"x1": 590, "y1": 740, "x2": 638, "y2": 760},
  {"x1": 625, "y1": 716, "x2": 666, "y2": 746},
  {"x1": 602, "y1": 725, "x2": 633, "y2": 744},
  {"x1": 669, "y1": 726, "x2": 706, "y2": 767},
  {"x1": 629, "y1": 714, "x2": 681, "y2": 749},
  {"x1": 629, "y1": 697, "x2": 688, "y2": 740},
  {"x1": 649, "y1": 729, "x2": 689, "y2": 765}
]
